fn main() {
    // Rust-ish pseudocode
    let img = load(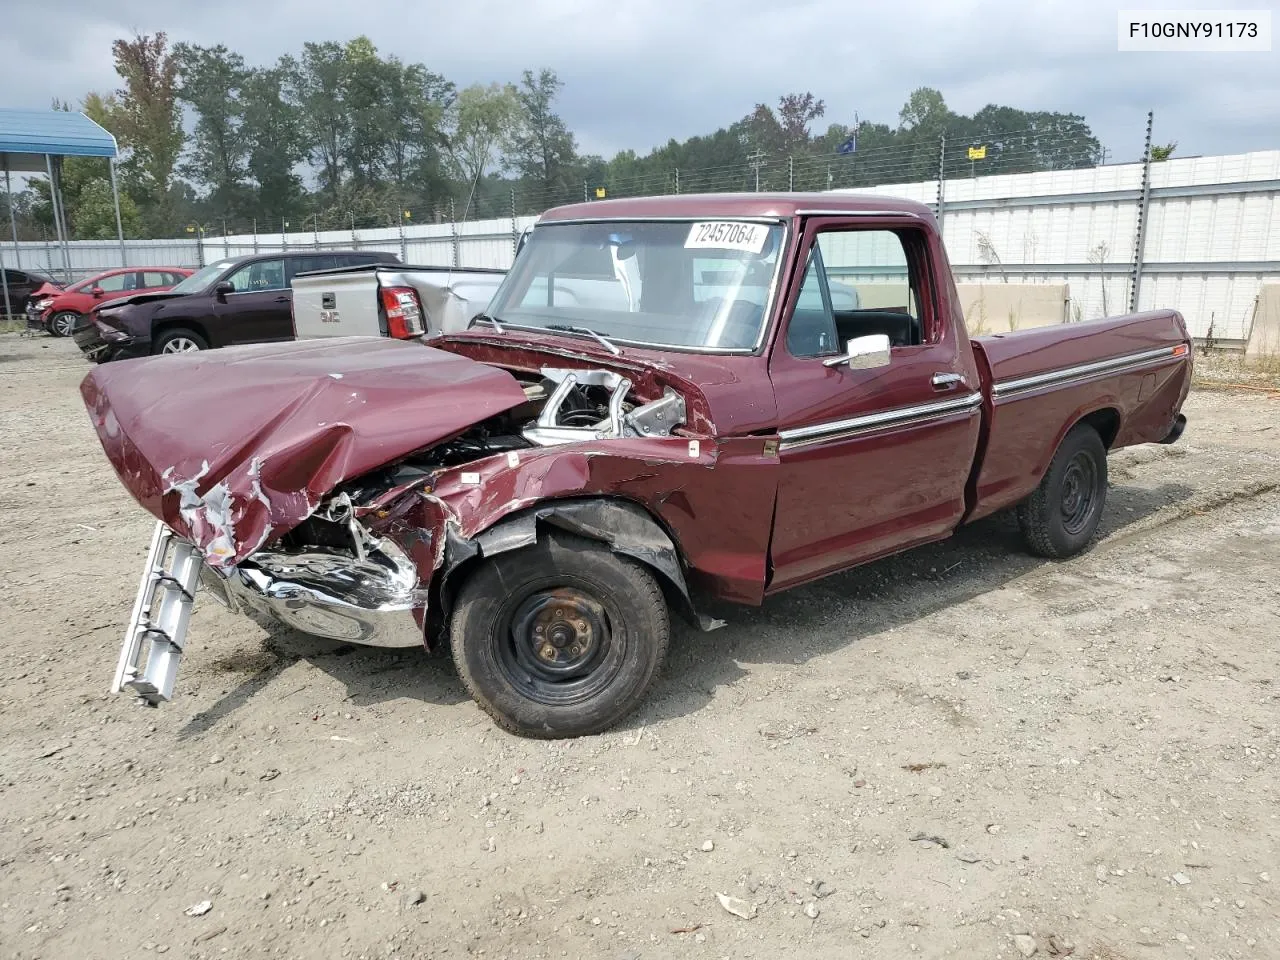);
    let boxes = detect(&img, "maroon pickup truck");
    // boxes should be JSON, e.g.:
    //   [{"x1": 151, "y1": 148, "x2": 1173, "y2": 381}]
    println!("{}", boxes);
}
[{"x1": 81, "y1": 192, "x2": 1192, "y2": 738}]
